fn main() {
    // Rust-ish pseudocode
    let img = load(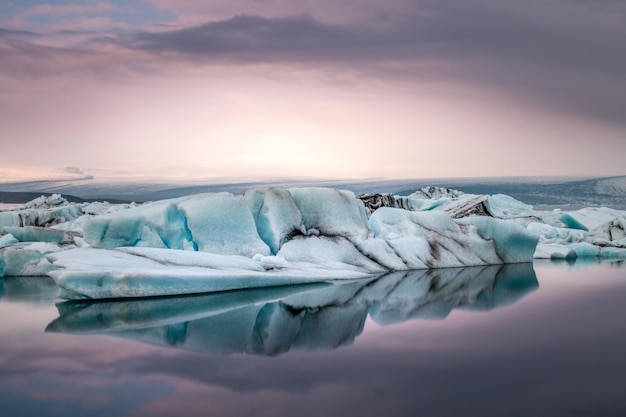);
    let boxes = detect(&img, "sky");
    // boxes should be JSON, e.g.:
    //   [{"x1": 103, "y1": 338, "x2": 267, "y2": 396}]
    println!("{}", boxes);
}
[{"x1": 1, "y1": 0, "x2": 625, "y2": 183}]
